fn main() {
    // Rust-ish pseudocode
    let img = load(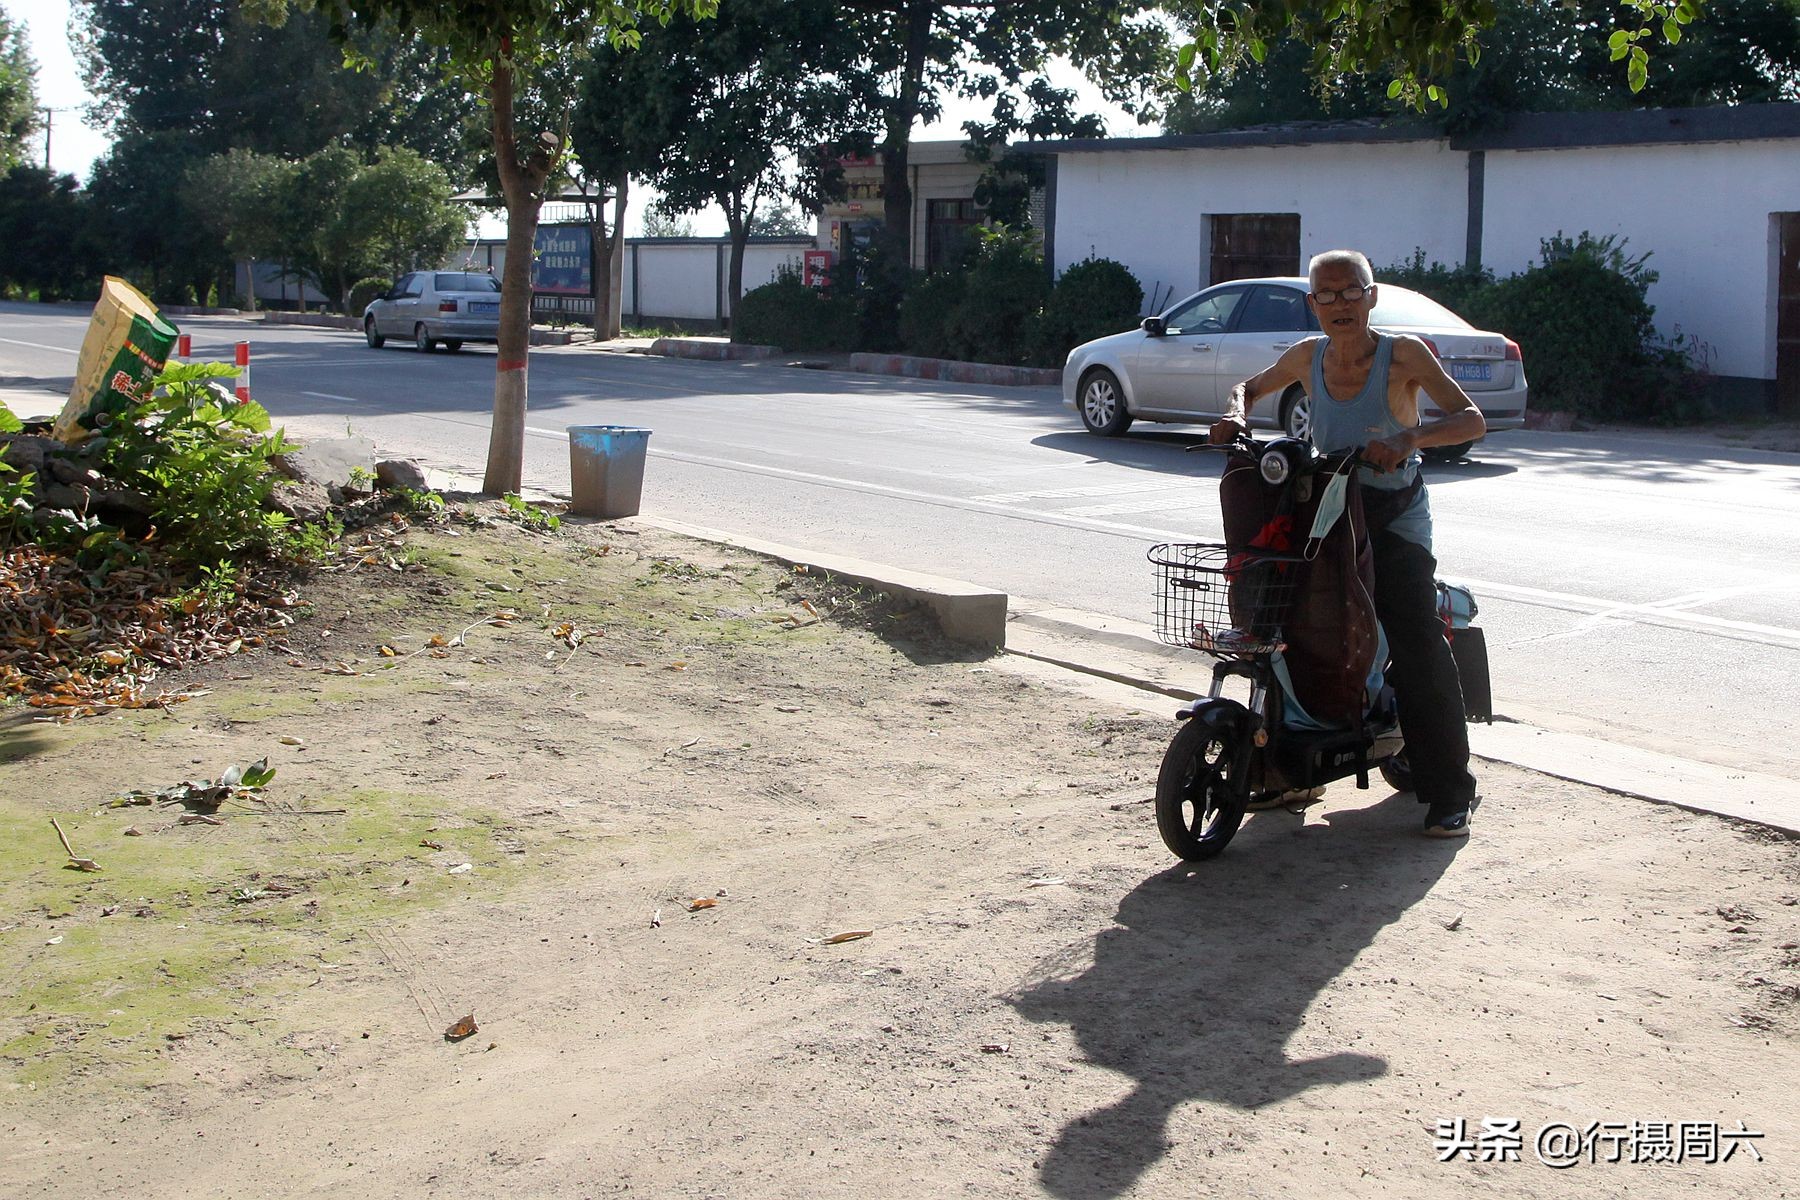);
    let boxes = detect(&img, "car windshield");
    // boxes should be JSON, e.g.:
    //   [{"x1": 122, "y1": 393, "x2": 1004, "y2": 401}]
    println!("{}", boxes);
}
[
  {"x1": 435, "y1": 273, "x2": 500, "y2": 293},
  {"x1": 1371, "y1": 286, "x2": 1470, "y2": 329}
]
